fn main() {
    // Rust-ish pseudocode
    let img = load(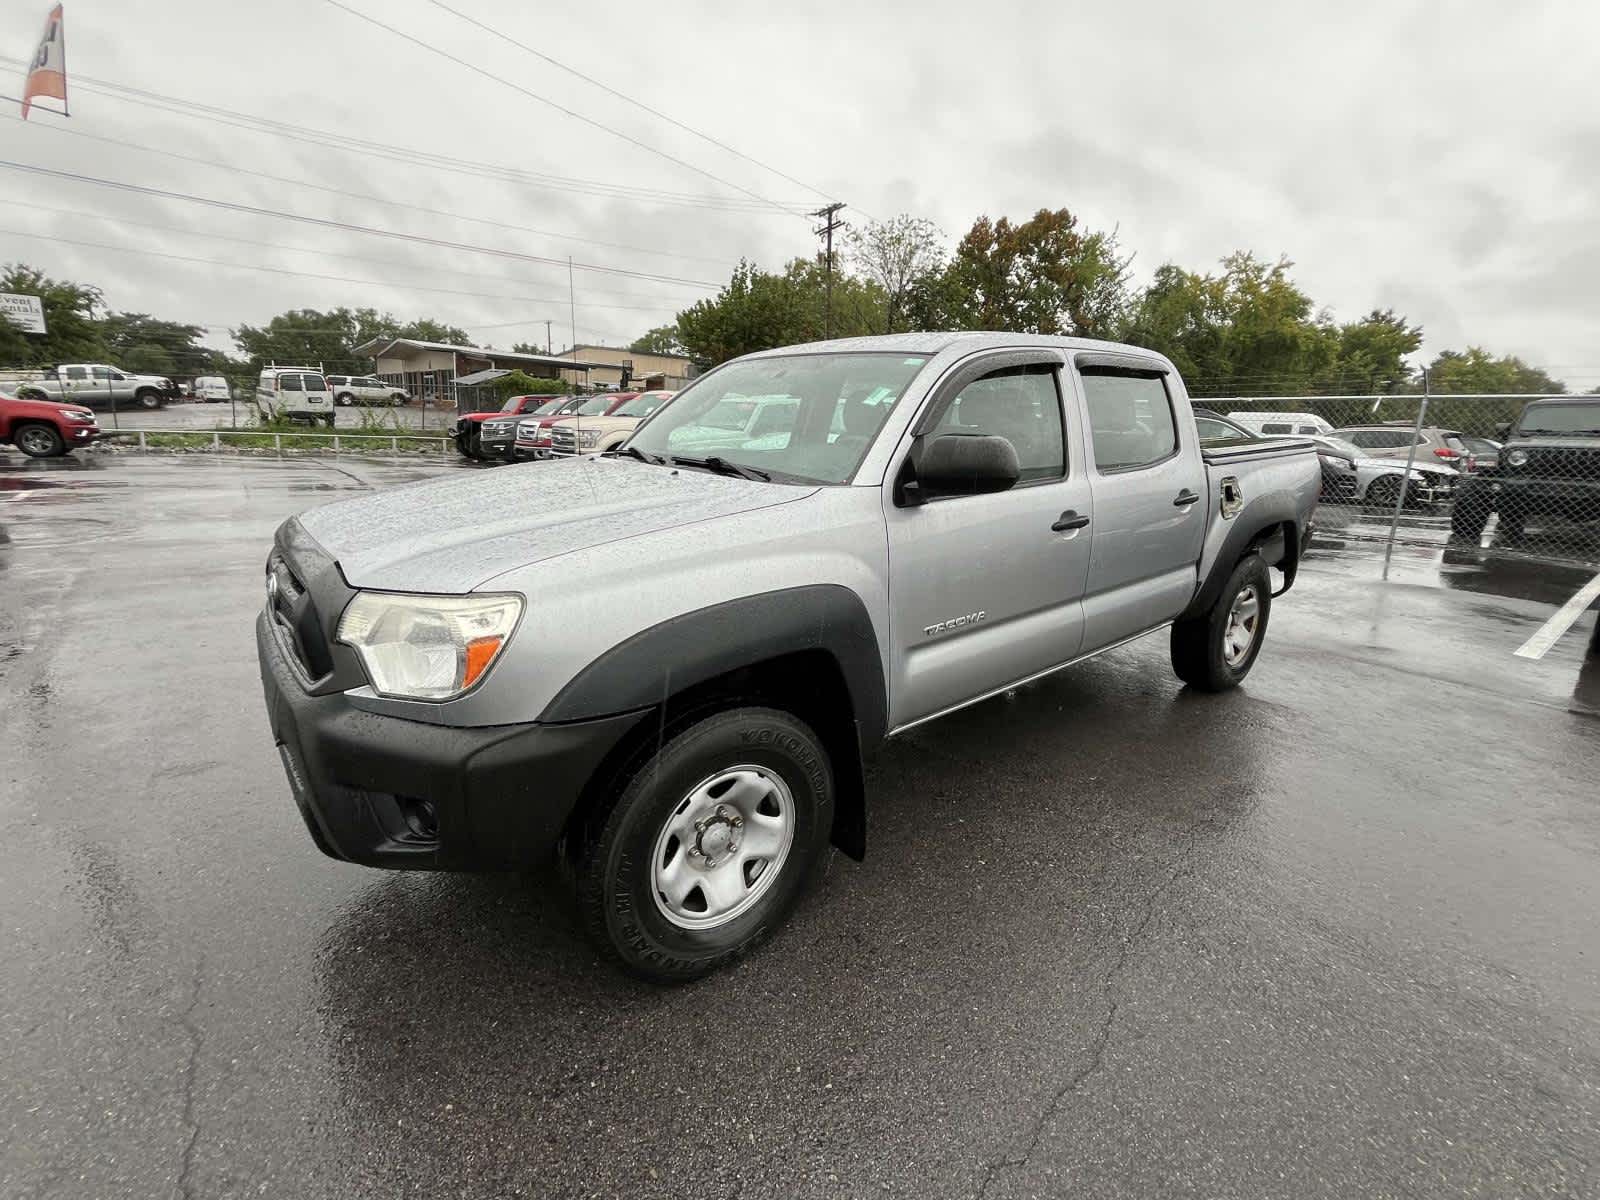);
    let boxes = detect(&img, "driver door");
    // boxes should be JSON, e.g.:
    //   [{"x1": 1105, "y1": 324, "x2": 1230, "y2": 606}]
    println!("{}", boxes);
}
[{"x1": 883, "y1": 353, "x2": 1094, "y2": 730}]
